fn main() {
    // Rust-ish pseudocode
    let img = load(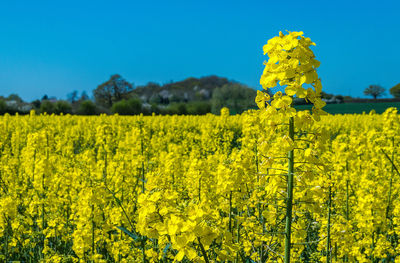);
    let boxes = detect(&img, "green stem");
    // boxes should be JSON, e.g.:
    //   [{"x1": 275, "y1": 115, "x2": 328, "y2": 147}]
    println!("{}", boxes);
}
[
  {"x1": 346, "y1": 180, "x2": 349, "y2": 221},
  {"x1": 41, "y1": 145, "x2": 48, "y2": 260},
  {"x1": 141, "y1": 161, "x2": 145, "y2": 193},
  {"x1": 197, "y1": 237, "x2": 210, "y2": 263},
  {"x1": 140, "y1": 123, "x2": 146, "y2": 263},
  {"x1": 284, "y1": 117, "x2": 294, "y2": 263},
  {"x1": 140, "y1": 122, "x2": 145, "y2": 194},
  {"x1": 237, "y1": 220, "x2": 240, "y2": 243},
  {"x1": 199, "y1": 177, "x2": 201, "y2": 202},
  {"x1": 229, "y1": 191, "x2": 232, "y2": 233},
  {"x1": 142, "y1": 239, "x2": 146, "y2": 263},
  {"x1": 345, "y1": 162, "x2": 349, "y2": 262},
  {"x1": 256, "y1": 143, "x2": 259, "y2": 180},
  {"x1": 334, "y1": 243, "x2": 337, "y2": 262},
  {"x1": 386, "y1": 137, "x2": 395, "y2": 219},
  {"x1": 256, "y1": 142, "x2": 265, "y2": 262},
  {"x1": 371, "y1": 230, "x2": 375, "y2": 262},
  {"x1": 326, "y1": 183, "x2": 332, "y2": 263},
  {"x1": 4, "y1": 215, "x2": 9, "y2": 262},
  {"x1": 91, "y1": 203, "x2": 95, "y2": 261}
]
